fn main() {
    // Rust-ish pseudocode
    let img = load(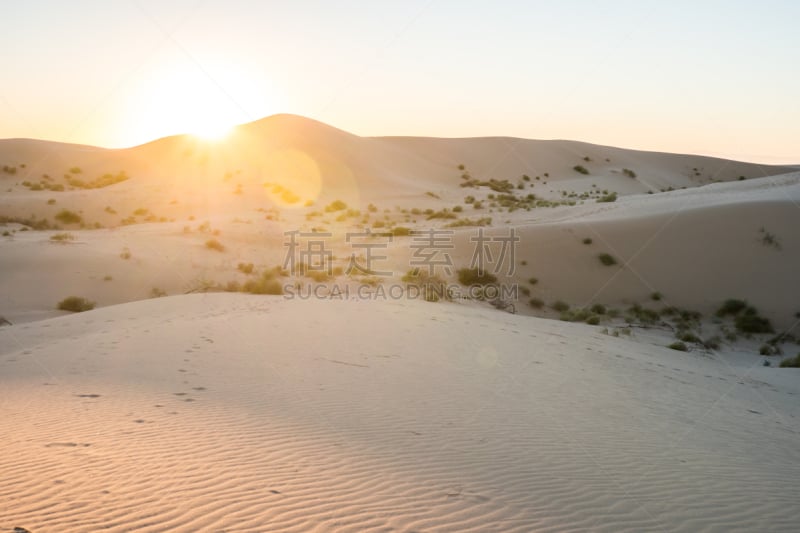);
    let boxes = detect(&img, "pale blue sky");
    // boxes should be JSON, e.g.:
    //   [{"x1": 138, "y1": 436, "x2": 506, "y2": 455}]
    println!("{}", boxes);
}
[{"x1": 1, "y1": 0, "x2": 798, "y2": 162}]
